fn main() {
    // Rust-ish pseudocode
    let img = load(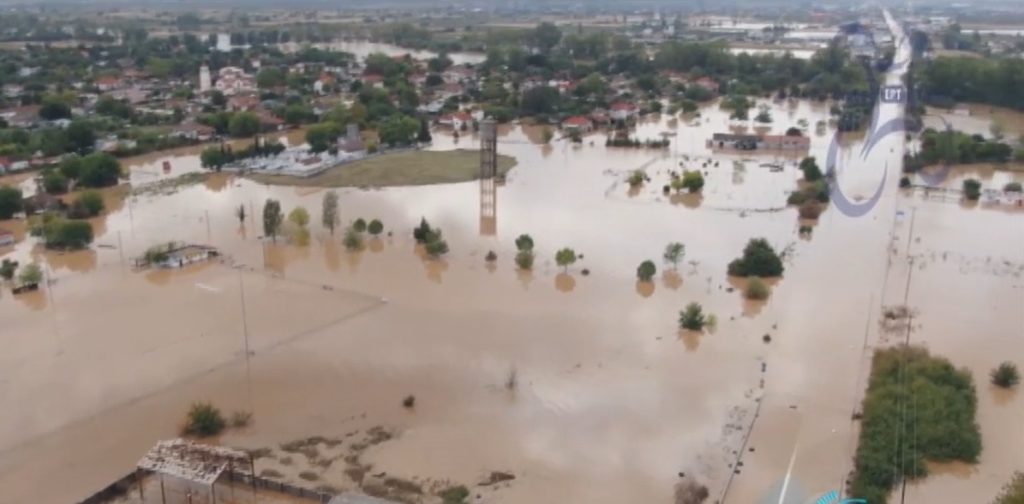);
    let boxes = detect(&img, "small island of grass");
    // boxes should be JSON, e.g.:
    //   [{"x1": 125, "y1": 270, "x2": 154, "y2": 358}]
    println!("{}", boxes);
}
[{"x1": 249, "y1": 149, "x2": 517, "y2": 188}]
